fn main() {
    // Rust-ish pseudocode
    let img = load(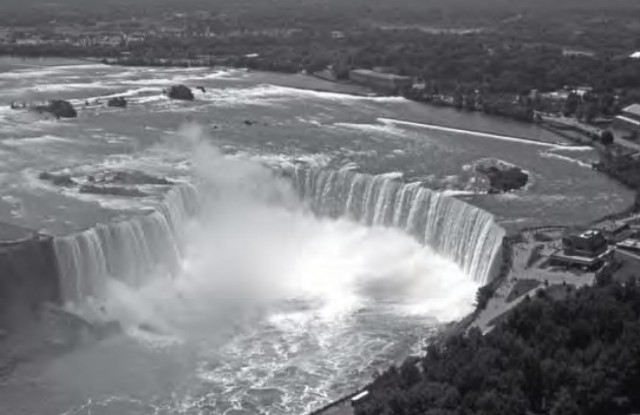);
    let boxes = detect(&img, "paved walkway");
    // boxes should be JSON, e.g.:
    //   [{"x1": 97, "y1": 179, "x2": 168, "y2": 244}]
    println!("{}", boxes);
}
[{"x1": 471, "y1": 229, "x2": 595, "y2": 333}]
